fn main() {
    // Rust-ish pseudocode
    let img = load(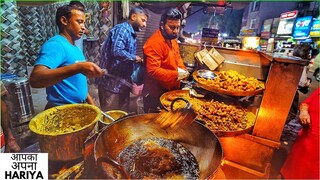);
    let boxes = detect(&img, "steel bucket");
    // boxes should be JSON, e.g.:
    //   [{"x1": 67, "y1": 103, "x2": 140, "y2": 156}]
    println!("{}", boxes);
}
[
  {"x1": 2, "y1": 77, "x2": 34, "y2": 123},
  {"x1": 29, "y1": 104, "x2": 102, "y2": 161}
]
